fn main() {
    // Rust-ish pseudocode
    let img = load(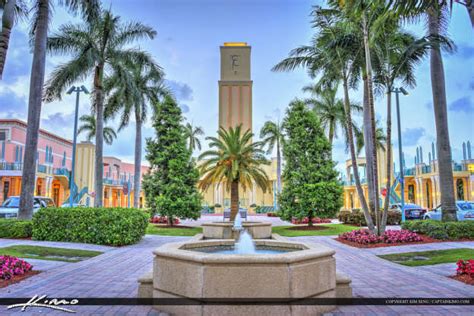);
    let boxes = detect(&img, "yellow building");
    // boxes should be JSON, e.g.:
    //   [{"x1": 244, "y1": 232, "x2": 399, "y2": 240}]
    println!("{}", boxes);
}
[{"x1": 343, "y1": 142, "x2": 474, "y2": 211}]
